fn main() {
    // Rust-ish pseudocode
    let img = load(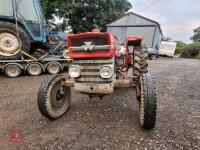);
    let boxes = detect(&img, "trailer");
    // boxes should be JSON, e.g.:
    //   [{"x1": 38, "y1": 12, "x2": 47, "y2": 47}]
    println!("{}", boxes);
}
[
  {"x1": 0, "y1": 52, "x2": 72, "y2": 77},
  {"x1": 159, "y1": 41, "x2": 177, "y2": 57}
]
